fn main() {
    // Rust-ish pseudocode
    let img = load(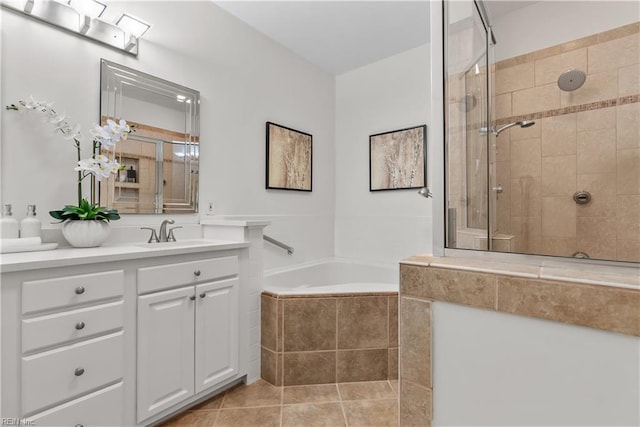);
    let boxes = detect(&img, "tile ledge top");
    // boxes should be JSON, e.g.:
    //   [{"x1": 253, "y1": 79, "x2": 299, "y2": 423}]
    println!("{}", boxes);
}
[
  {"x1": 401, "y1": 255, "x2": 640, "y2": 290},
  {"x1": 200, "y1": 217, "x2": 271, "y2": 227}
]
